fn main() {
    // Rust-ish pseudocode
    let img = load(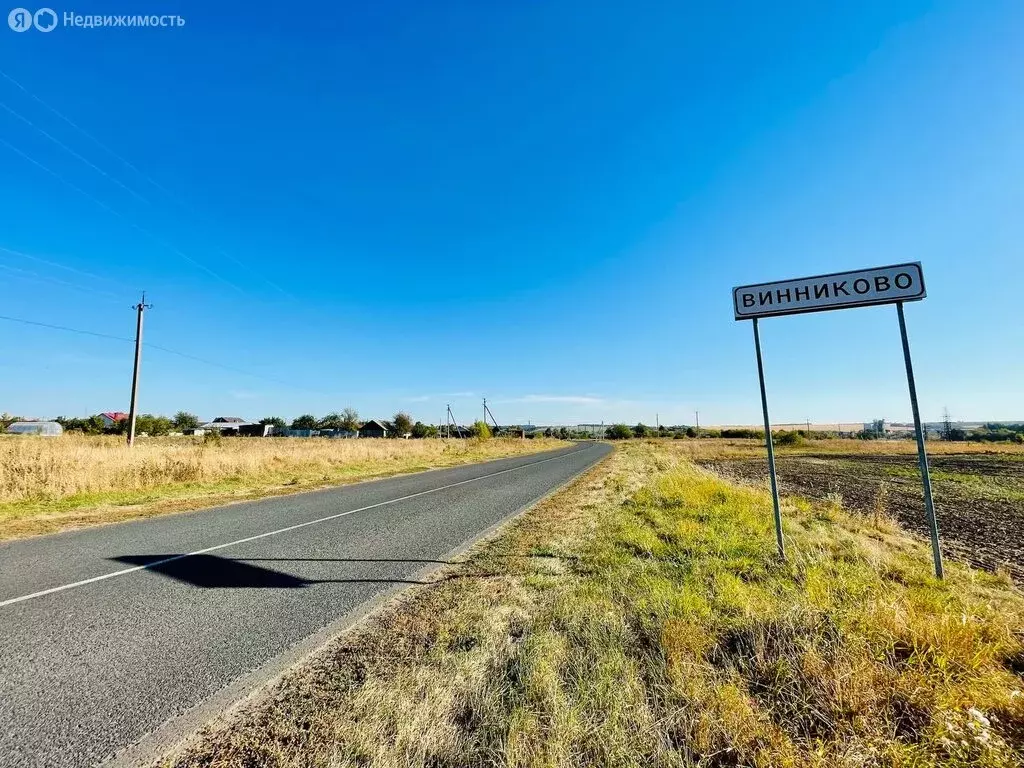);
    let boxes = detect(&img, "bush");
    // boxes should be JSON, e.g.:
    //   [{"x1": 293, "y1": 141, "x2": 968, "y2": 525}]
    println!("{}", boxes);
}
[
  {"x1": 136, "y1": 414, "x2": 173, "y2": 437},
  {"x1": 721, "y1": 428, "x2": 764, "y2": 439},
  {"x1": 775, "y1": 430, "x2": 805, "y2": 446},
  {"x1": 606, "y1": 424, "x2": 633, "y2": 440},
  {"x1": 470, "y1": 421, "x2": 492, "y2": 440}
]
